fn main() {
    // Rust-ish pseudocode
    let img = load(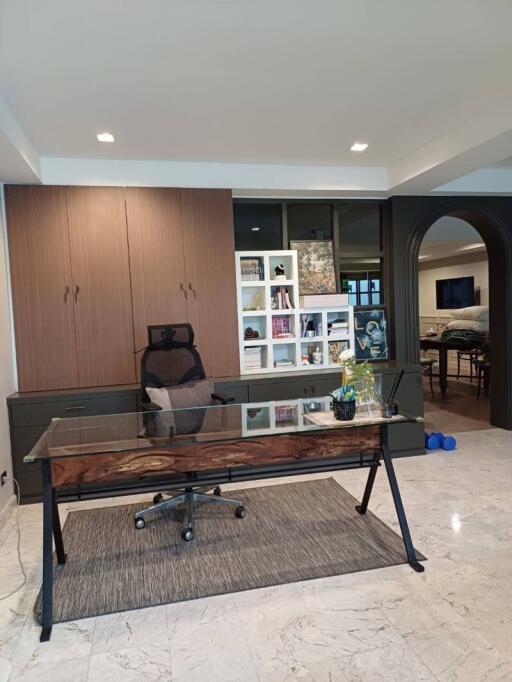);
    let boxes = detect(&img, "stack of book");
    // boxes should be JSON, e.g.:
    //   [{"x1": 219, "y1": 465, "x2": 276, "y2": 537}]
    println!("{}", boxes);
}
[
  {"x1": 244, "y1": 346, "x2": 263, "y2": 370},
  {"x1": 240, "y1": 258, "x2": 264, "y2": 281},
  {"x1": 328, "y1": 320, "x2": 349, "y2": 338}
]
